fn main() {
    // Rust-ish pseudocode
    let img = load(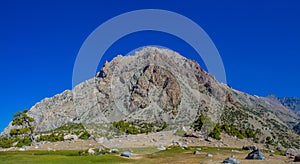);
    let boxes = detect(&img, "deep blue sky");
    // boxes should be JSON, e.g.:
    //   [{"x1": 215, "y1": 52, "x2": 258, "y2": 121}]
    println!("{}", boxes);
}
[{"x1": 0, "y1": 0, "x2": 299, "y2": 131}]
